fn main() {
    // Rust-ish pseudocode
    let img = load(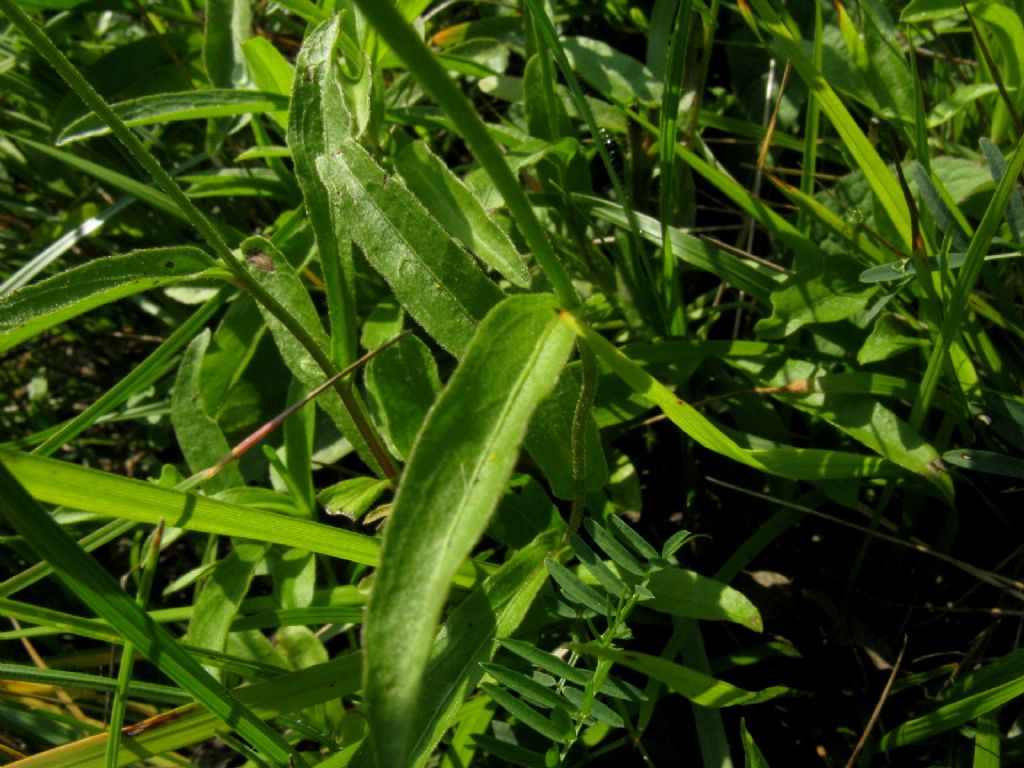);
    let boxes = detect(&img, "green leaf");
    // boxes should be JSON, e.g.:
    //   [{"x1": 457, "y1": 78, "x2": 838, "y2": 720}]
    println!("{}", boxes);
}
[
  {"x1": 171, "y1": 329, "x2": 245, "y2": 494},
  {"x1": 900, "y1": 0, "x2": 961, "y2": 23},
  {"x1": 545, "y1": 557, "x2": 608, "y2": 614},
  {"x1": 569, "y1": 534, "x2": 627, "y2": 599},
  {"x1": 578, "y1": 194, "x2": 781, "y2": 305},
  {"x1": 0, "y1": 247, "x2": 220, "y2": 355},
  {"x1": 0, "y1": 463, "x2": 299, "y2": 766},
  {"x1": 403, "y1": 531, "x2": 558, "y2": 766},
  {"x1": 879, "y1": 662, "x2": 1024, "y2": 749},
  {"x1": 646, "y1": 568, "x2": 763, "y2": 632},
  {"x1": 204, "y1": 0, "x2": 251, "y2": 88},
  {"x1": 317, "y1": 476, "x2": 391, "y2": 520},
  {"x1": 481, "y1": 682, "x2": 573, "y2": 742},
  {"x1": 524, "y1": 372, "x2": 609, "y2": 500},
  {"x1": 756, "y1": 261, "x2": 876, "y2": 338},
  {"x1": 0, "y1": 448, "x2": 385, "y2": 571},
  {"x1": 561, "y1": 36, "x2": 661, "y2": 106},
  {"x1": 317, "y1": 139, "x2": 504, "y2": 356},
  {"x1": 364, "y1": 334, "x2": 441, "y2": 460},
  {"x1": 472, "y1": 734, "x2": 548, "y2": 768},
  {"x1": 744, "y1": 0, "x2": 912, "y2": 250},
  {"x1": 242, "y1": 38, "x2": 294, "y2": 129},
  {"x1": 584, "y1": 518, "x2": 645, "y2": 577},
  {"x1": 289, "y1": 15, "x2": 357, "y2": 366},
  {"x1": 241, "y1": 238, "x2": 383, "y2": 476},
  {"x1": 573, "y1": 643, "x2": 789, "y2": 707},
  {"x1": 11, "y1": 654, "x2": 364, "y2": 767},
  {"x1": 942, "y1": 449, "x2": 1024, "y2": 480},
  {"x1": 276, "y1": 626, "x2": 343, "y2": 735},
  {"x1": 187, "y1": 540, "x2": 268, "y2": 680},
  {"x1": 363, "y1": 294, "x2": 575, "y2": 767},
  {"x1": 559, "y1": 310, "x2": 898, "y2": 480},
  {"x1": 56, "y1": 91, "x2": 290, "y2": 144},
  {"x1": 741, "y1": 718, "x2": 771, "y2": 767},
  {"x1": 395, "y1": 140, "x2": 530, "y2": 287},
  {"x1": 479, "y1": 663, "x2": 575, "y2": 714}
]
